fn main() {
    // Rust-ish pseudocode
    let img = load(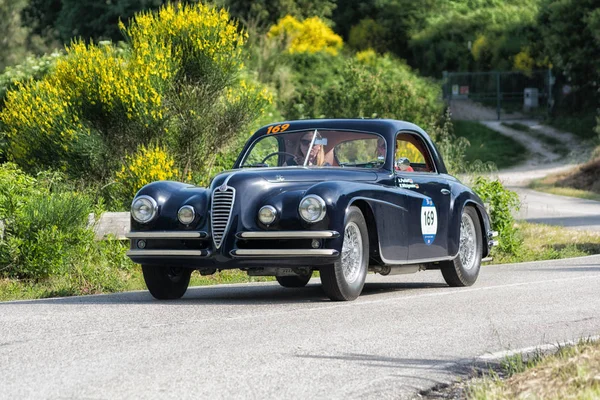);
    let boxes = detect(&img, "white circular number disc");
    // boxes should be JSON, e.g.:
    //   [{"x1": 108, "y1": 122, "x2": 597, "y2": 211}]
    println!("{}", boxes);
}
[{"x1": 421, "y1": 198, "x2": 437, "y2": 245}]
